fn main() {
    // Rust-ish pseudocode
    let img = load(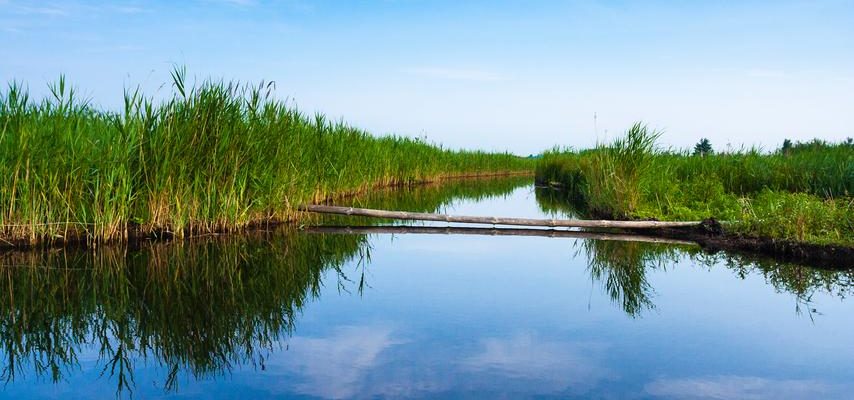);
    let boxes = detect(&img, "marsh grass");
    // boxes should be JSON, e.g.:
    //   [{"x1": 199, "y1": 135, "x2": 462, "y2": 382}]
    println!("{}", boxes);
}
[
  {"x1": 536, "y1": 123, "x2": 660, "y2": 218},
  {"x1": 0, "y1": 70, "x2": 533, "y2": 246},
  {"x1": 536, "y1": 124, "x2": 854, "y2": 245},
  {"x1": 584, "y1": 123, "x2": 660, "y2": 218}
]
